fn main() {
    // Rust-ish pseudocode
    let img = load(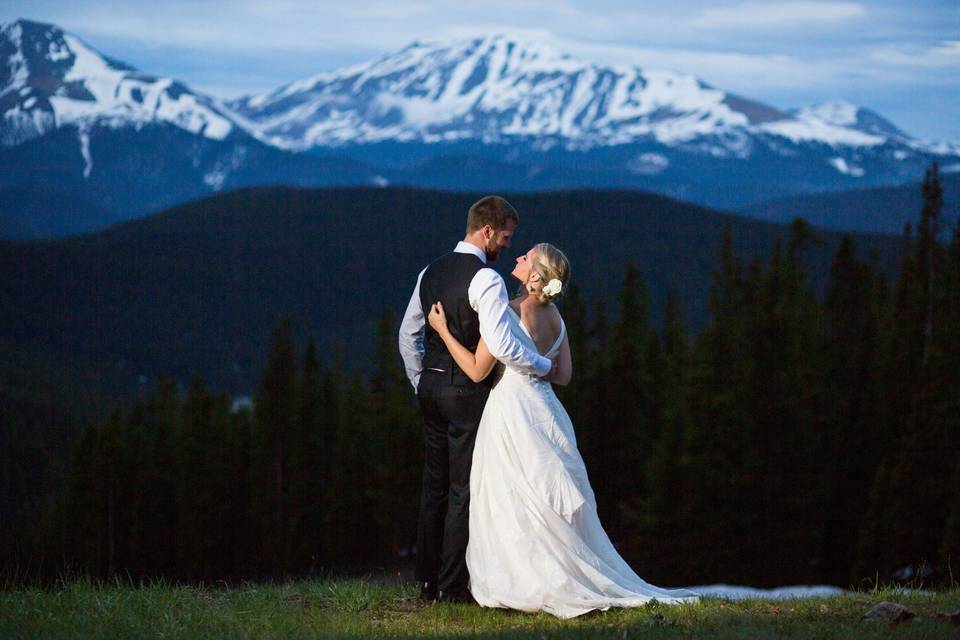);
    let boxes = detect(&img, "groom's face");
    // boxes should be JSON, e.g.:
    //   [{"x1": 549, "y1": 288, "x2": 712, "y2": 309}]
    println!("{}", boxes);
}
[{"x1": 484, "y1": 221, "x2": 516, "y2": 261}]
